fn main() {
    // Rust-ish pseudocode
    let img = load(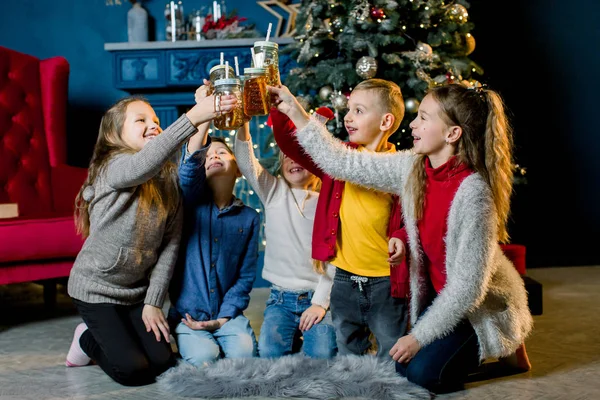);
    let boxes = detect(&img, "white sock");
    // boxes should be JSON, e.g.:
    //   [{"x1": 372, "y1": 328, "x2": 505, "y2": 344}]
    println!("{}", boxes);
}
[{"x1": 65, "y1": 322, "x2": 91, "y2": 367}]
